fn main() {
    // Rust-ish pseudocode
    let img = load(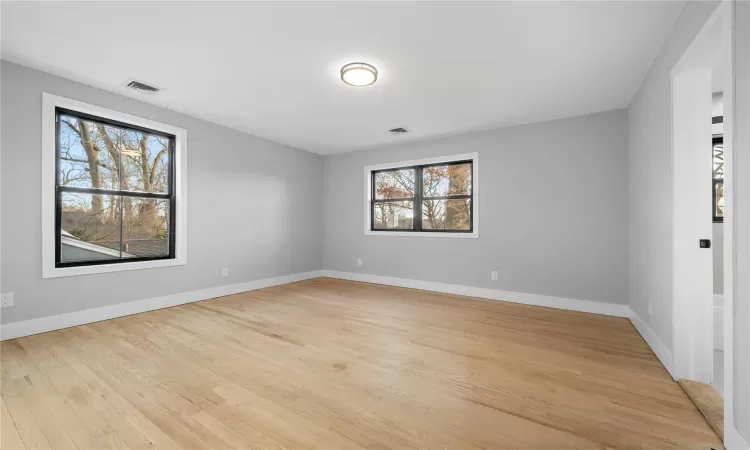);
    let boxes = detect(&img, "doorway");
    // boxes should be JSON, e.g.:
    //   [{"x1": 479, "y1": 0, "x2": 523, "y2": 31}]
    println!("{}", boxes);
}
[
  {"x1": 670, "y1": 1, "x2": 743, "y2": 445},
  {"x1": 671, "y1": 11, "x2": 723, "y2": 385}
]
